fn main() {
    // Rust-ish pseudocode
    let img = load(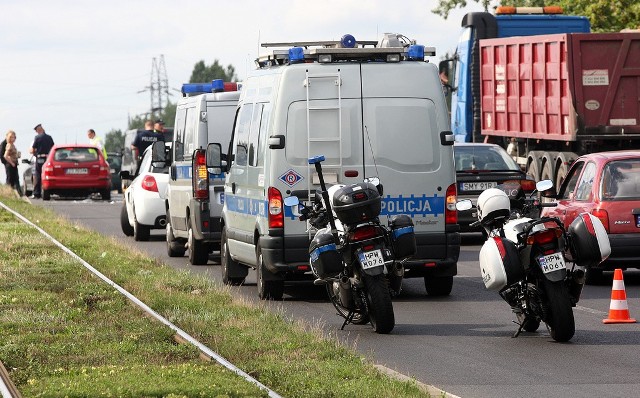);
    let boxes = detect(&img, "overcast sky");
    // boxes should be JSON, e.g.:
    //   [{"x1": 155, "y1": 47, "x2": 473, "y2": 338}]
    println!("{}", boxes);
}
[{"x1": 0, "y1": 0, "x2": 492, "y2": 162}]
